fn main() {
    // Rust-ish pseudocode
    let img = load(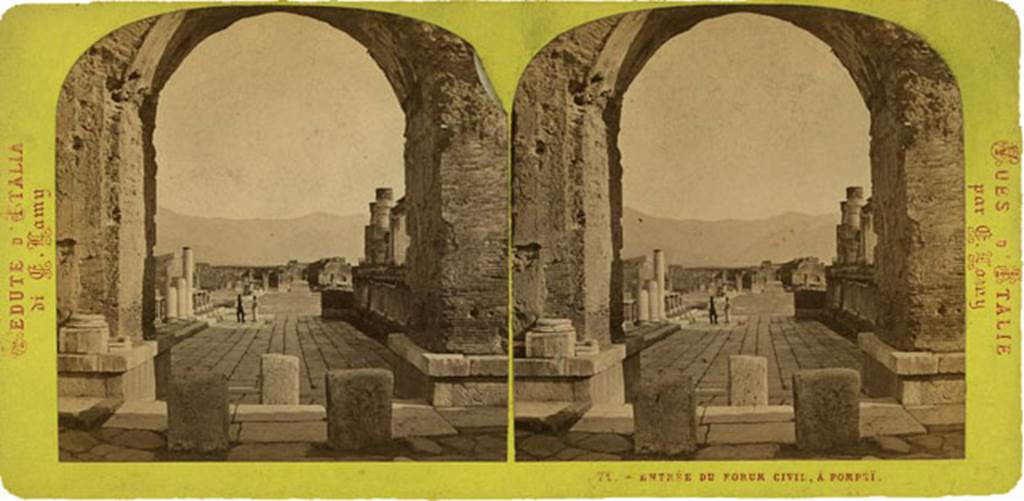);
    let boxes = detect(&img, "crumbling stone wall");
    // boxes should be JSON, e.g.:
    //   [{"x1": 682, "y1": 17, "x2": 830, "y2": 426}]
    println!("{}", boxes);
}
[
  {"x1": 57, "y1": 6, "x2": 507, "y2": 354},
  {"x1": 512, "y1": 5, "x2": 964, "y2": 353}
]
